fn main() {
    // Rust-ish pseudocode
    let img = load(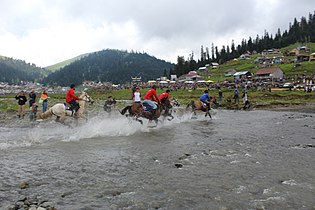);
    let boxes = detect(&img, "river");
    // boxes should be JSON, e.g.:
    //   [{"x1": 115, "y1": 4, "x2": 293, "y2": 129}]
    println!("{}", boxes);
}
[{"x1": 0, "y1": 109, "x2": 315, "y2": 209}]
